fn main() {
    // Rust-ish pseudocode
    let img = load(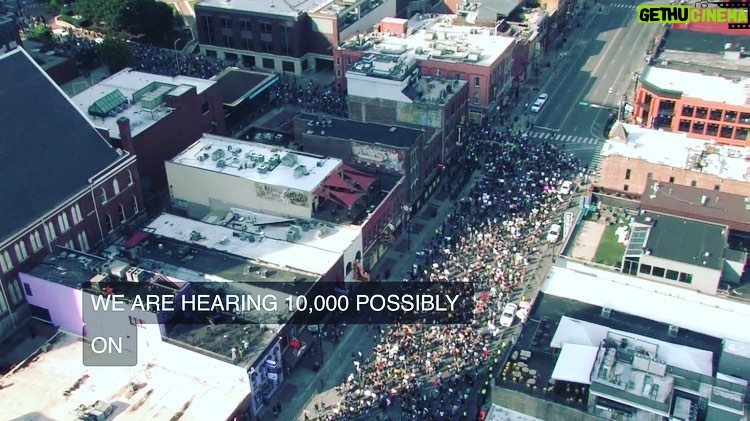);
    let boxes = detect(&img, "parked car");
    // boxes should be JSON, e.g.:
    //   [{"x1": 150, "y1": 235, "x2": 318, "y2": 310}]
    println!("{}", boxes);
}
[
  {"x1": 499, "y1": 302, "x2": 518, "y2": 327},
  {"x1": 559, "y1": 180, "x2": 573, "y2": 195},
  {"x1": 547, "y1": 223, "x2": 562, "y2": 243},
  {"x1": 530, "y1": 93, "x2": 548, "y2": 112}
]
